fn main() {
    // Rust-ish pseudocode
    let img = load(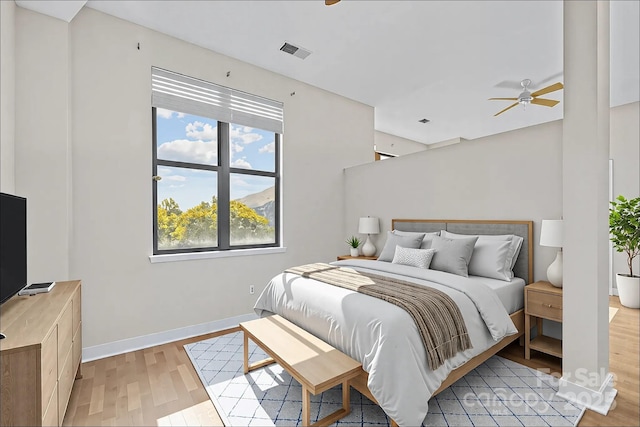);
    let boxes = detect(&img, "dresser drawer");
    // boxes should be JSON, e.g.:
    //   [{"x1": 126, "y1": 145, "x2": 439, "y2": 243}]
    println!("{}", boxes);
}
[
  {"x1": 42, "y1": 383, "x2": 58, "y2": 427},
  {"x1": 57, "y1": 303, "x2": 73, "y2": 373},
  {"x1": 73, "y1": 322, "x2": 82, "y2": 371},
  {"x1": 41, "y1": 327, "x2": 58, "y2": 415},
  {"x1": 58, "y1": 348, "x2": 74, "y2": 426},
  {"x1": 72, "y1": 287, "x2": 81, "y2": 334},
  {"x1": 527, "y1": 290, "x2": 562, "y2": 321}
]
